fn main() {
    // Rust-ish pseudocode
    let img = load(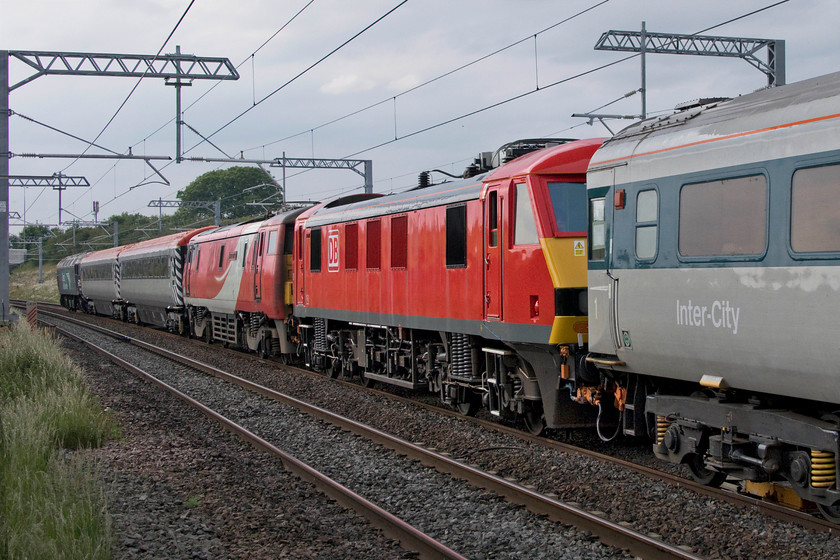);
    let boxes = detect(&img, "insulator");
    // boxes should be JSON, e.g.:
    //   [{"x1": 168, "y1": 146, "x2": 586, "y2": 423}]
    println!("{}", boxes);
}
[
  {"x1": 811, "y1": 450, "x2": 837, "y2": 488},
  {"x1": 656, "y1": 416, "x2": 669, "y2": 445},
  {"x1": 418, "y1": 171, "x2": 430, "y2": 189}
]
